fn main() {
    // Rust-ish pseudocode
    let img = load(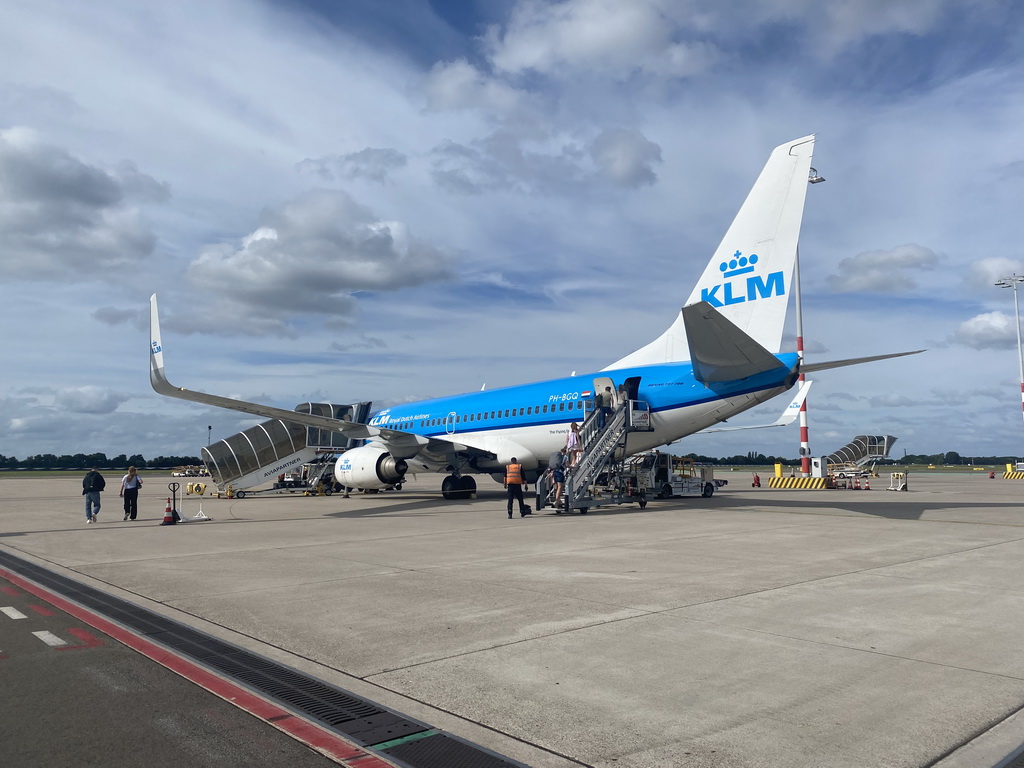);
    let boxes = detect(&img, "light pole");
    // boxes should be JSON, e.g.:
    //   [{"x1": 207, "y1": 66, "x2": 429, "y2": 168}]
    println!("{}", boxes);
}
[
  {"x1": 207, "y1": 425, "x2": 212, "y2": 446},
  {"x1": 995, "y1": 274, "x2": 1024, "y2": 426}
]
